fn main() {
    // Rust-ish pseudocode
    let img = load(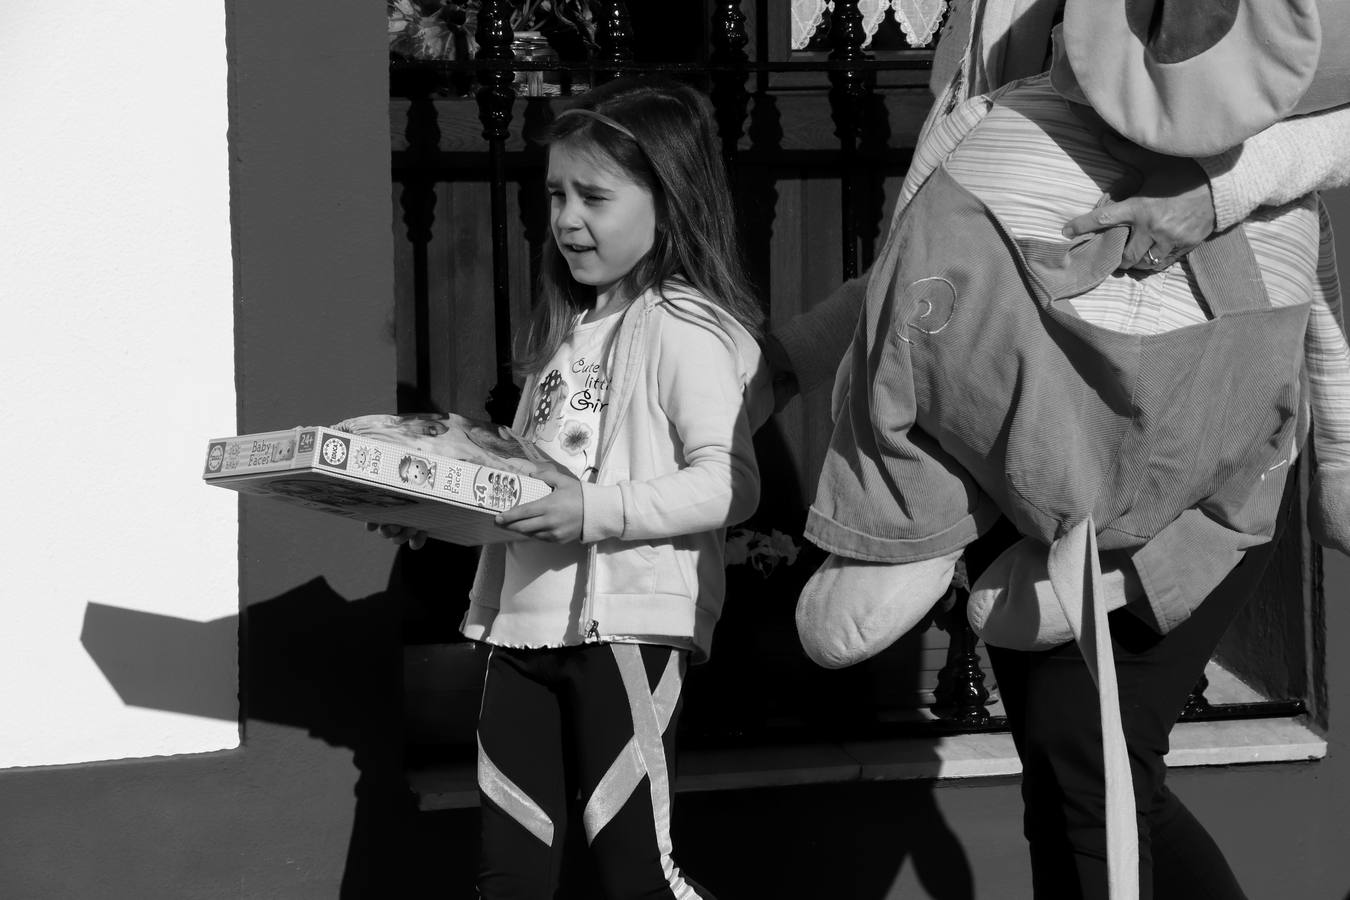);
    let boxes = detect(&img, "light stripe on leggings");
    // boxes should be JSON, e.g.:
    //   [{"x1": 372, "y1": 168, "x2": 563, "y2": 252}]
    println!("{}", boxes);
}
[
  {"x1": 478, "y1": 737, "x2": 556, "y2": 847},
  {"x1": 583, "y1": 644, "x2": 702, "y2": 899}
]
